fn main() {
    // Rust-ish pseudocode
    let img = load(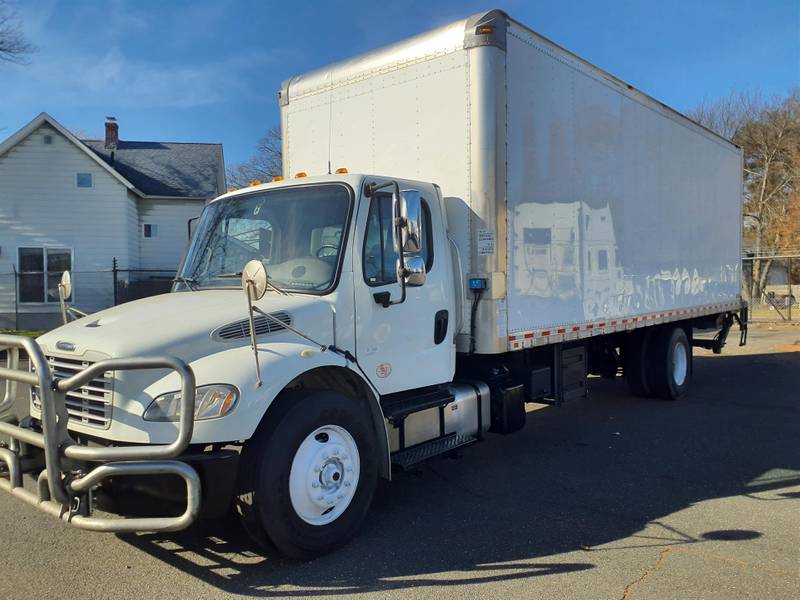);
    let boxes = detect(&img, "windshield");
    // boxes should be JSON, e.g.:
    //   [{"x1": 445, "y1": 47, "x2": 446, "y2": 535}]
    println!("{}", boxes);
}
[{"x1": 178, "y1": 184, "x2": 351, "y2": 293}]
